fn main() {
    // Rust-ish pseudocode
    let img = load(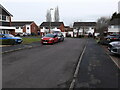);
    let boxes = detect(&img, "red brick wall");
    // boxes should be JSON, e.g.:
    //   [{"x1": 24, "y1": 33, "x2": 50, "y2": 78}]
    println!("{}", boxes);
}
[
  {"x1": 9, "y1": 16, "x2": 12, "y2": 26},
  {"x1": 23, "y1": 26, "x2": 26, "y2": 32},
  {"x1": 30, "y1": 22, "x2": 38, "y2": 35},
  {"x1": 59, "y1": 24, "x2": 65, "y2": 32}
]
